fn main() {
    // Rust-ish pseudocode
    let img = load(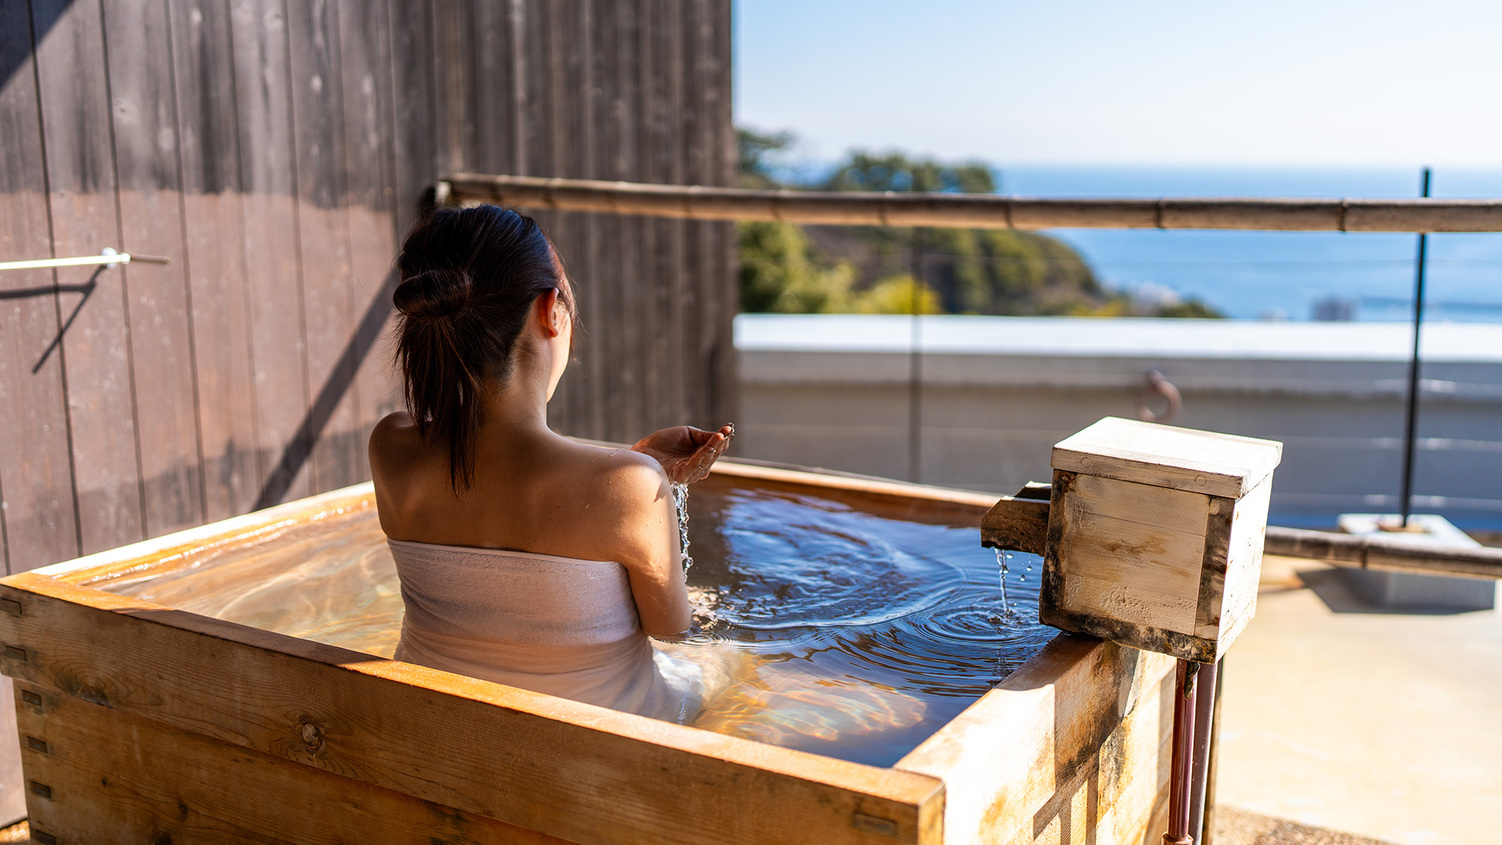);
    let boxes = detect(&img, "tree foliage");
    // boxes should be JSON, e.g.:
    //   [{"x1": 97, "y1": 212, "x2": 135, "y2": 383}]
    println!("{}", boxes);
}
[
  {"x1": 735, "y1": 131, "x2": 1221, "y2": 319},
  {"x1": 738, "y1": 220, "x2": 855, "y2": 313},
  {"x1": 823, "y1": 151, "x2": 995, "y2": 194},
  {"x1": 737, "y1": 127, "x2": 795, "y2": 190}
]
